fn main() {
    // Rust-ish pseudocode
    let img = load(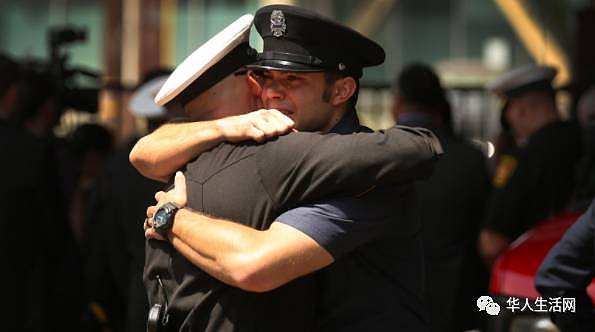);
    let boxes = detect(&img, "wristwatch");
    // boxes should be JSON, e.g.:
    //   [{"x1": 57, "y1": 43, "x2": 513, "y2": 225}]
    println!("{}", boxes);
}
[{"x1": 152, "y1": 202, "x2": 182, "y2": 236}]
